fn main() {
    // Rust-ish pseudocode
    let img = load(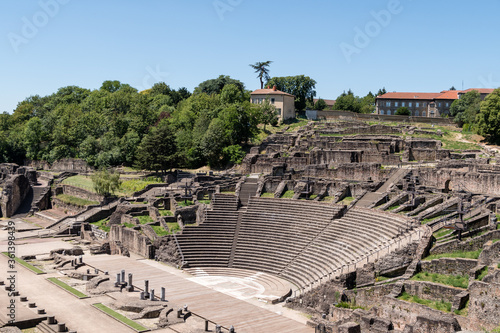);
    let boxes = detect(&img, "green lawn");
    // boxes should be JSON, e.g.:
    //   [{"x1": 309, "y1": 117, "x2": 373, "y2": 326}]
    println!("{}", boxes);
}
[
  {"x1": 158, "y1": 209, "x2": 173, "y2": 216},
  {"x1": 92, "y1": 303, "x2": 148, "y2": 332},
  {"x1": 340, "y1": 196, "x2": 355, "y2": 205},
  {"x1": 56, "y1": 194, "x2": 99, "y2": 207},
  {"x1": 398, "y1": 291, "x2": 451, "y2": 312},
  {"x1": 411, "y1": 271, "x2": 469, "y2": 289},
  {"x1": 137, "y1": 215, "x2": 153, "y2": 224},
  {"x1": 197, "y1": 199, "x2": 211, "y2": 204},
  {"x1": 423, "y1": 249, "x2": 482, "y2": 261},
  {"x1": 177, "y1": 200, "x2": 194, "y2": 207},
  {"x1": 433, "y1": 228, "x2": 453, "y2": 239},
  {"x1": 62, "y1": 174, "x2": 162, "y2": 197},
  {"x1": 151, "y1": 225, "x2": 169, "y2": 237},
  {"x1": 166, "y1": 222, "x2": 180, "y2": 234},
  {"x1": 281, "y1": 190, "x2": 295, "y2": 198},
  {"x1": 47, "y1": 277, "x2": 88, "y2": 298},
  {"x1": 260, "y1": 192, "x2": 274, "y2": 198},
  {"x1": 90, "y1": 218, "x2": 110, "y2": 232},
  {"x1": 2, "y1": 252, "x2": 44, "y2": 274},
  {"x1": 476, "y1": 266, "x2": 489, "y2": 281}
]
